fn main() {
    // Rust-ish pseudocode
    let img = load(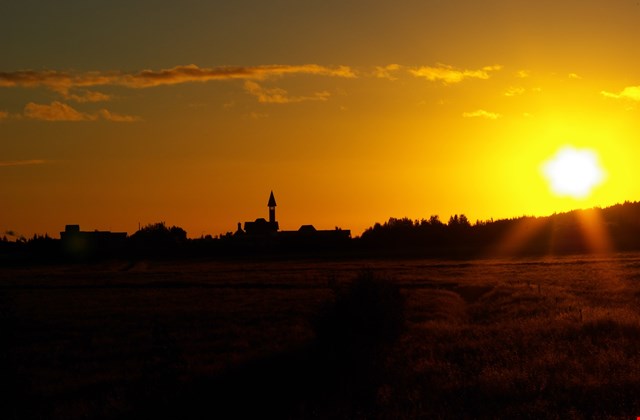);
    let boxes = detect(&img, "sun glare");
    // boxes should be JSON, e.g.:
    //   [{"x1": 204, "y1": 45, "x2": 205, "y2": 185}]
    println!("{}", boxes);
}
[{"x1": 541, "y1": 146, "x2": 605, "y2": 199}]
